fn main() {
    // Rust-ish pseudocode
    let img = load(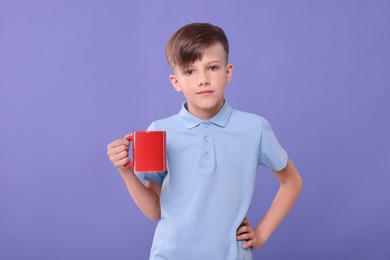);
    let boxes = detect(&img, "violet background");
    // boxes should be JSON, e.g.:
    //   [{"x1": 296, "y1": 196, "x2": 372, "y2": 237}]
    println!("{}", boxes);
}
[{"x1": 1, "y1": 1, "x2": 389, "y2": 259}]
